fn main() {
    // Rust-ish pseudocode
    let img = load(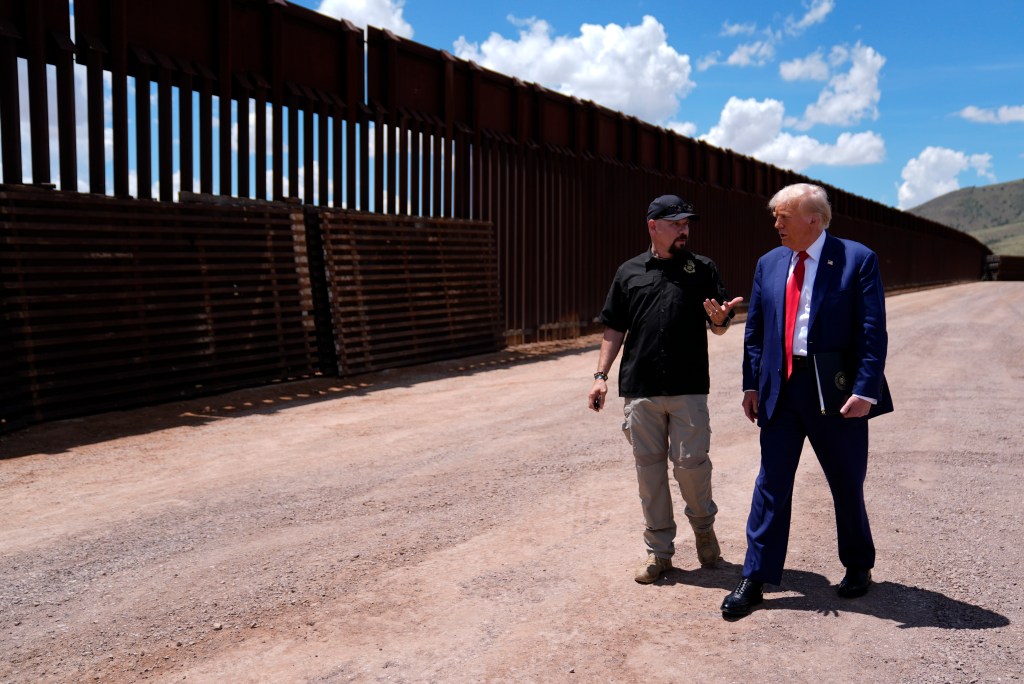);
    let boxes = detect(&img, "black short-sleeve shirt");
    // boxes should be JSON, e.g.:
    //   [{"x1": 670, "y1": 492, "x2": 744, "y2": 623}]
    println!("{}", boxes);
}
[{"x1": 600, "y1": 248, "x2": 733, "y2": 397}]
